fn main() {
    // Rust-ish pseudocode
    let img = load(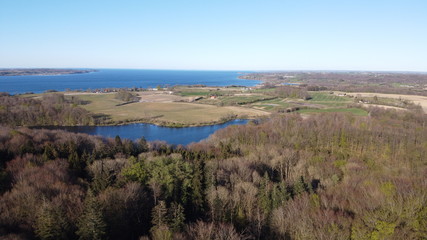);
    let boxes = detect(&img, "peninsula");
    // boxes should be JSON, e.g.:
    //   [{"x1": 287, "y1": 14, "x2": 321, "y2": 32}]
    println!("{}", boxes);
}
[{"x1": 0, "y1": 68, "x2": 96, "y2": 76}]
